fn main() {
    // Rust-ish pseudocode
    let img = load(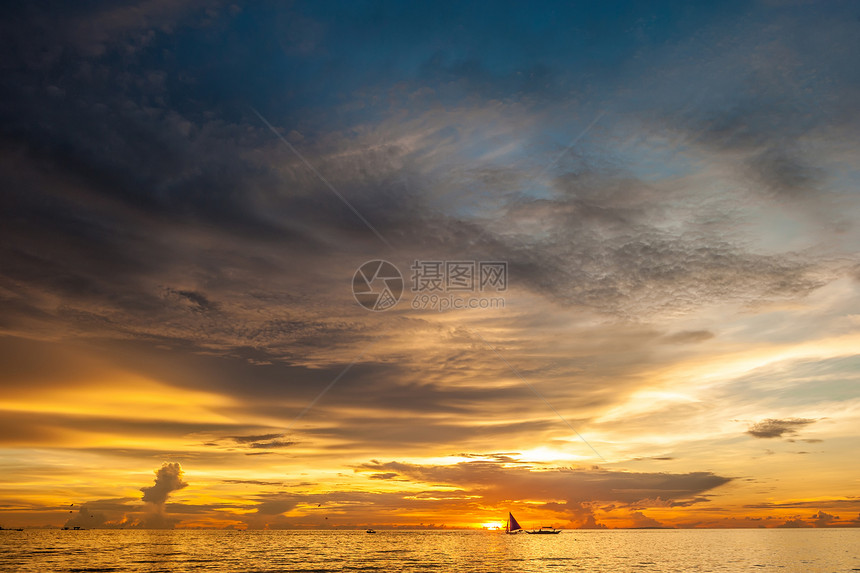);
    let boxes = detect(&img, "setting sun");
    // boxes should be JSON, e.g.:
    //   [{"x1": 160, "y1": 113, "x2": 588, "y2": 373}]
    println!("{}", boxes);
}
[{"x1": 480, "y1": 521, "x2": 505, "y2": 530}]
